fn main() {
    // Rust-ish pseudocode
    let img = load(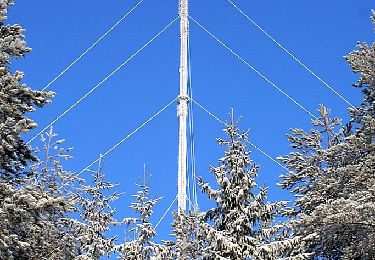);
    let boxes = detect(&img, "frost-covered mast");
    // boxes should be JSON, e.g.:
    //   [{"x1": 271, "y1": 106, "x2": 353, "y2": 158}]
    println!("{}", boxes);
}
[{"x1": 177, "y1": 0, "x2": 189, "y2": 213}]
